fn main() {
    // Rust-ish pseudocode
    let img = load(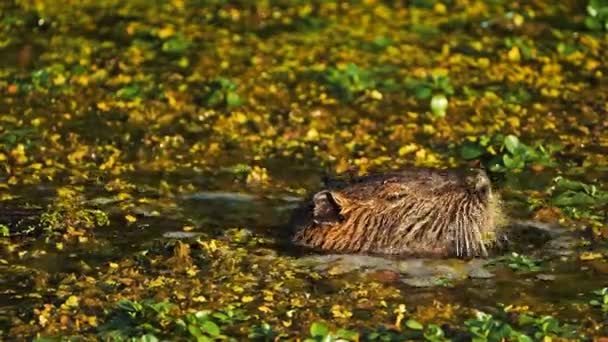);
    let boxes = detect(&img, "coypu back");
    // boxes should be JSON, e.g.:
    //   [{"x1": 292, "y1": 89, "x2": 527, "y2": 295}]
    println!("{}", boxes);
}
[{"x1": 291, "y1": 168, "x2": 505, "y2": 258}]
